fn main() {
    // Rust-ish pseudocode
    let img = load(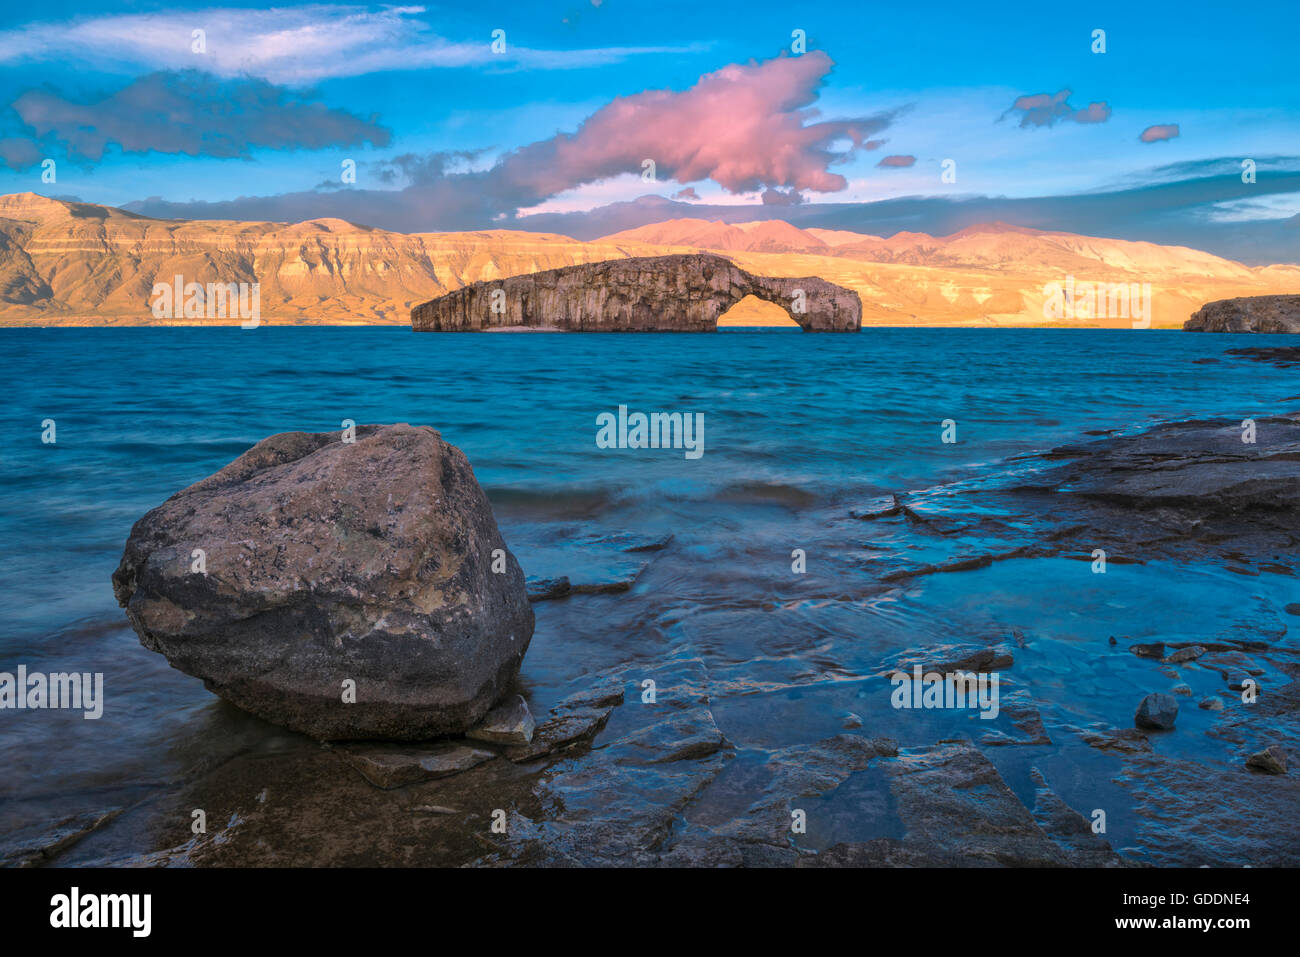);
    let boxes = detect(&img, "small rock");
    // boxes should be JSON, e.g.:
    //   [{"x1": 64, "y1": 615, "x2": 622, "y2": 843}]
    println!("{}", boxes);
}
[
  {"x1": 527, "y1": 576, "x2": 572, "y2": 602},
  {"x1": 1107, "y1": 636, "x2": 1118, "y2": 645},
  {"x1": 1130, "y1": 642, "x2": 1166, "y2": 659},
  {"x1": 1166, "y1": 645, "x2": 1206, "y2": 664},
  {"x1": 569, "y1": 563, "x2": 648, "y2": 595},
  {"x1": 1245, "y1": 746, "x2": 1287, "y2": 775},
  {"x1": 1228, "y1": 676, "x2": 1260, "y2": 693},
  {"x1": 1171, "y1": 683, "x2": 1193, "y2": 697},
  {"x1": 941, "y1": 647, "x2": 1014, "y2": 673},
  {"x1": 467, "y1": 694, "x2": 535, "y2": 745},
  {"x1": 1198, "y1": 697, "x2": 1225, "y2": 711},
  {"x1": 842, "y1": 712, "x2": 863, "y2": 730},
  {"x1": 1081, "y1": 727, "x2": 1152, "y2": 754},
  {"x1": 1135, "y1": 692, "x2": 1178, "y2": 730}
]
